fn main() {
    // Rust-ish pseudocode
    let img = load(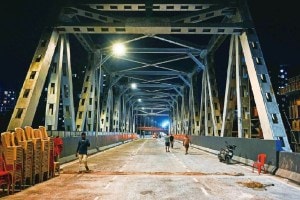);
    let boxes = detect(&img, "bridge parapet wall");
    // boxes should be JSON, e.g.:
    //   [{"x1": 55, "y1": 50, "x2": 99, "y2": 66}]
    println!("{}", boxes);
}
[
  {"x1": 48, "y1": 131, "x2": 137, "y2": 163},
  {"x1": 276, "y1": 151, "x2": 300, "y2": 183},
  {"x1": 185, "y1": 135, "x2": 300, "y2": 183},
  {"x1": 190, "y1": 136, "x2": 279, "y2": 168}
]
